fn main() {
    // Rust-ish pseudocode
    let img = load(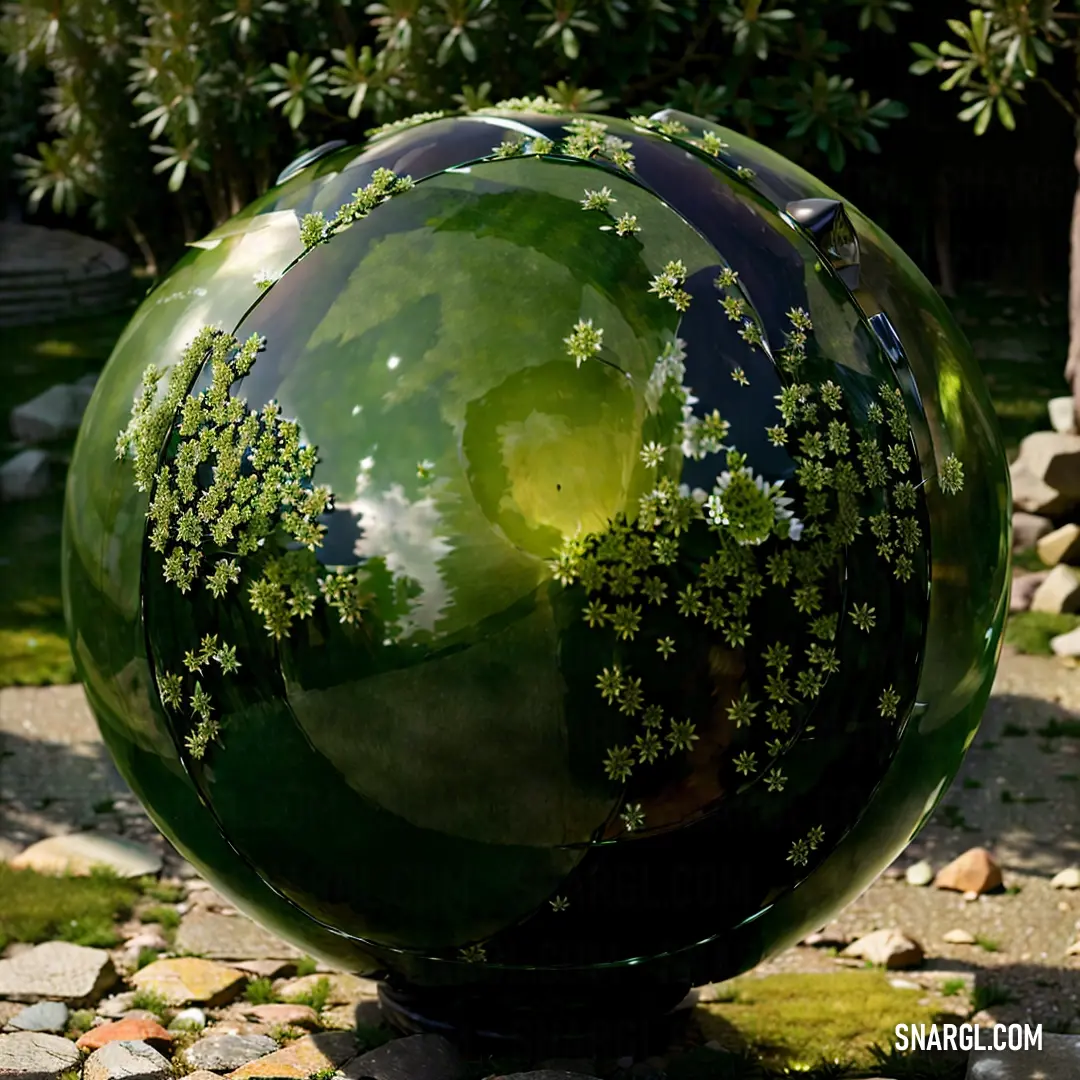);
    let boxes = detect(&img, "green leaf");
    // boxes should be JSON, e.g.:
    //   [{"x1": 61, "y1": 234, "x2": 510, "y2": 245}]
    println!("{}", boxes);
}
[
  {"x1": 996, "y1": 95, "x2": 1016, "y2": 130},
  {"x1": 561, "y1": 25, "x2": 579, "y2": 59},
  {"x1": 957, "y1": 97, "x2": 988, "y2": 123}
]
